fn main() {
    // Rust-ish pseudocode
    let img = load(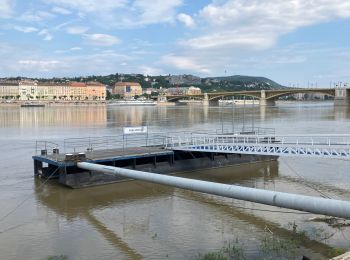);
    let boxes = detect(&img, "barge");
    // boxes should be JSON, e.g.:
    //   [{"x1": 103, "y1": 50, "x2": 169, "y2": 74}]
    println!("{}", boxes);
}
[{"x1": 32, "y1": 132, "x2": 277, "y2": 188}]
